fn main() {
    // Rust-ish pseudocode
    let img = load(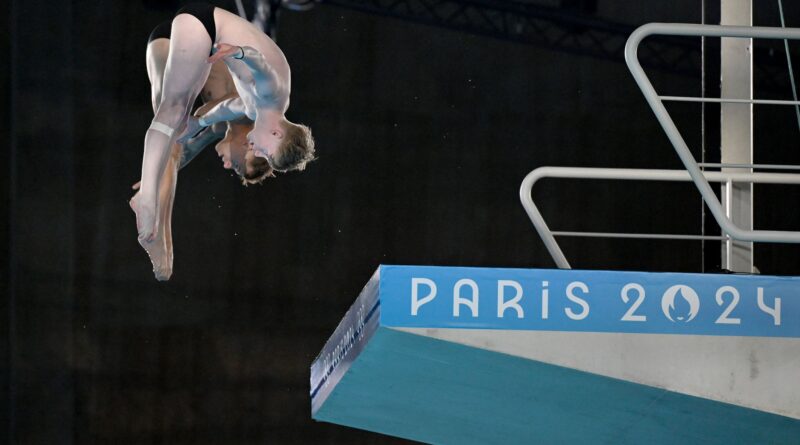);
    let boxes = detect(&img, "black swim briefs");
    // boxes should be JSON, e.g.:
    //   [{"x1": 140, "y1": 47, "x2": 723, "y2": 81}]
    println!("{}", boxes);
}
[
  {"x1": 175, "y1": 3, "x2": 217, "y2": 44},
  {"x1": 147, "y1": 21, "x2": 172, "y2": 44}
]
